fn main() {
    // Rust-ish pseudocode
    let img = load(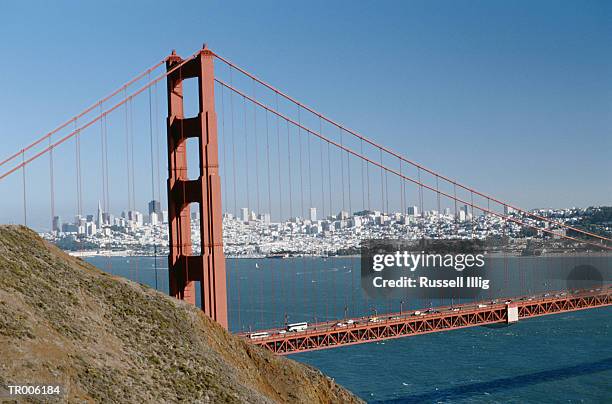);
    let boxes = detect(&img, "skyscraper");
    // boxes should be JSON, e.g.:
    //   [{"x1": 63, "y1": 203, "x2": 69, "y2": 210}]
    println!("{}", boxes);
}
[
  {"x1": 309, "y1": 207, "x2": 317, "y2": 222},
  {"x1": 52, "y1": 215, "x2": 61, "y2": 232},
  {"x1": 150, "y1": 211, "x2": 159, "y2": 226},
  {"x1": 148, "y1": 200, "x2": 162, "y2": 216},
  {"x1": 97, "y1": 201, "x2": 104, "y2": 227}
]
